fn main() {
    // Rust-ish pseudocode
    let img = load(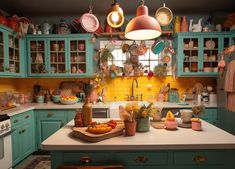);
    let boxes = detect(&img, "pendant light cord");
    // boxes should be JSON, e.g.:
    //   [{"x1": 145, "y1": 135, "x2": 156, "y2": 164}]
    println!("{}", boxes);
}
[{"x1": 89, "y1": 0, "x2": 93, "y2": 12}]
